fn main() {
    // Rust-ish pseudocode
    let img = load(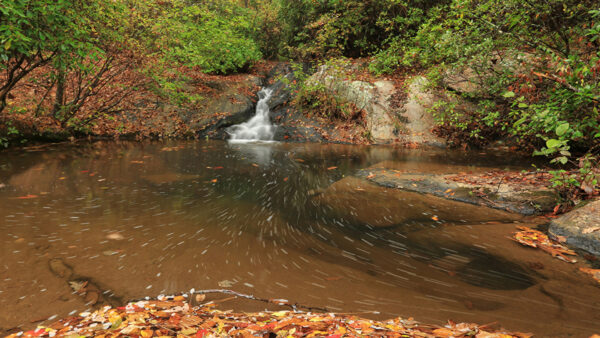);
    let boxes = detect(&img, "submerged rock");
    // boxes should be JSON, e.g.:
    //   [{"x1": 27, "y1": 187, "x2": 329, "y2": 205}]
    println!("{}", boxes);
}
[
  {"x1": 355, "y1": 168, "x2": 557, "y2": 215},
  {"x1": 314, "y1": 176, "x2": 521, "y2": 228},
  {"x1": 549, "y1": 199, "x2": 600, "y2": 256}
]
